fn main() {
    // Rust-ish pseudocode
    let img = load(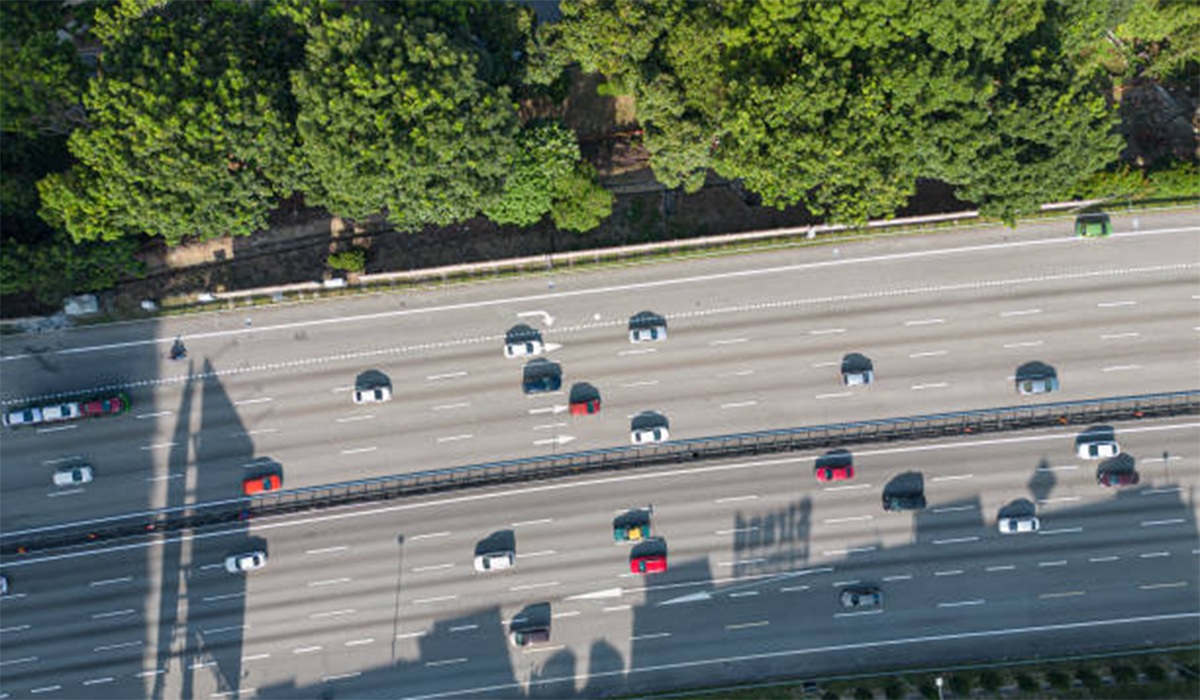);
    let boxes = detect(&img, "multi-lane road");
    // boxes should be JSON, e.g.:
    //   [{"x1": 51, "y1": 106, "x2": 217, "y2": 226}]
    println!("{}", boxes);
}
[{"x1": 0, "y1": 207, "x2": 1198, "y2": 698}]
